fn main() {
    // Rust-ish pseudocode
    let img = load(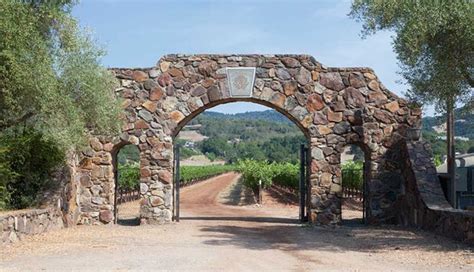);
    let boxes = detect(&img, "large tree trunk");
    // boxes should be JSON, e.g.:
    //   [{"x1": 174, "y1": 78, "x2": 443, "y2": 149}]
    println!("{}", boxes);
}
[{"x1": 446, "y1": 100, "x2": 456, "y2": 208}]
